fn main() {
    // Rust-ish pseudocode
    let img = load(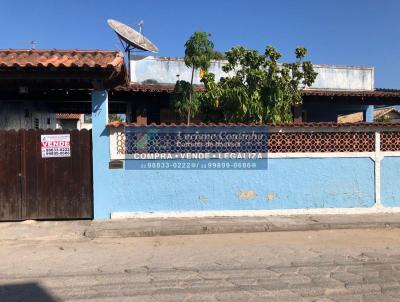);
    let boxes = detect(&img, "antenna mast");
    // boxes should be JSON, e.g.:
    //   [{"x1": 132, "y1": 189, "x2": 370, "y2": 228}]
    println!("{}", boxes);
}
[{"x1": 107, "y1": 18, "x2": 159, "y2": 79}]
